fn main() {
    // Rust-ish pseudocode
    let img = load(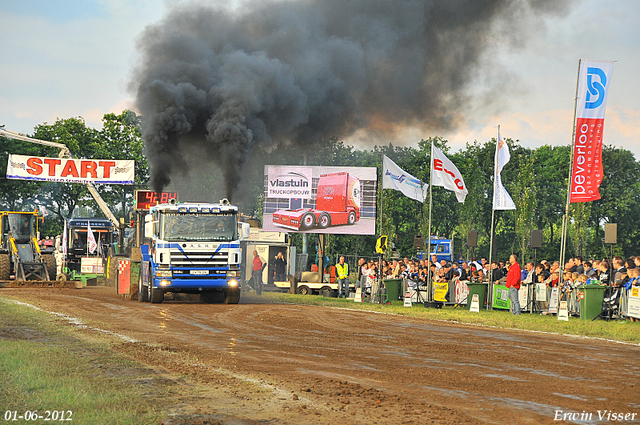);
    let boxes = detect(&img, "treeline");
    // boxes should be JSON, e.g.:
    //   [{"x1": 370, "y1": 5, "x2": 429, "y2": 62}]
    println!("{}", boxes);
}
[
  {"x1": 249, "y1": 137, "x2": 640, "y2": 264},
  {"x1": 0, "y1": 111, "x2": 148, "y2": 237},
  {"x1": 2, "y1": 111, "x2": 639, "y2": 263}
]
